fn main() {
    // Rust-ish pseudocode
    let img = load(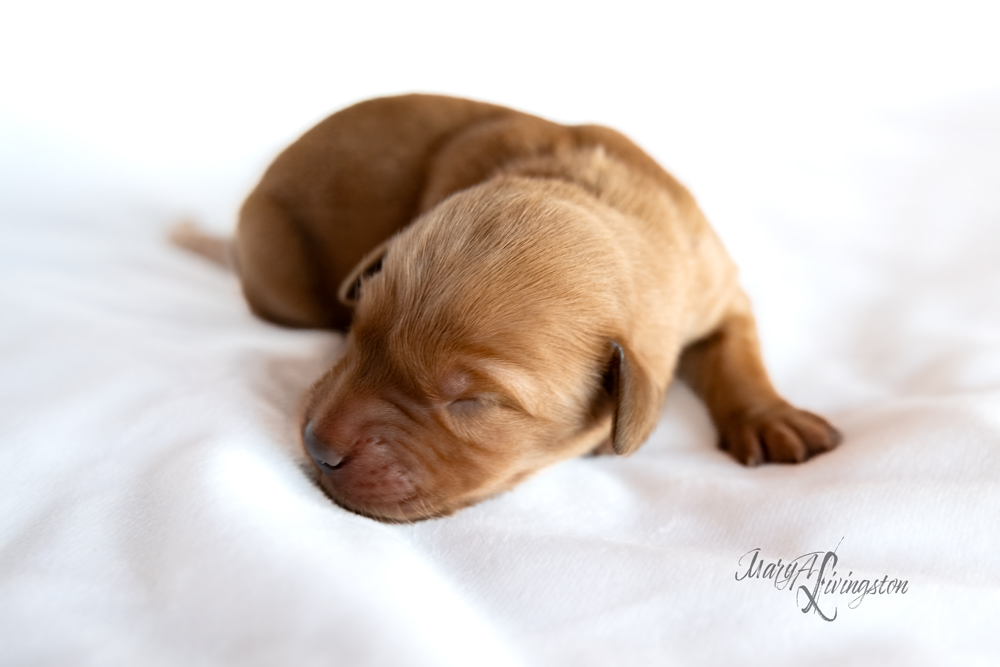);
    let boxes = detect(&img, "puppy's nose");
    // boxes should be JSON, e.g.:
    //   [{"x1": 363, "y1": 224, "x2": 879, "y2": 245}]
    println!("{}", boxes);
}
[{"x1": 303, "y1": 420, "x2": 345, "y2": 471}]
